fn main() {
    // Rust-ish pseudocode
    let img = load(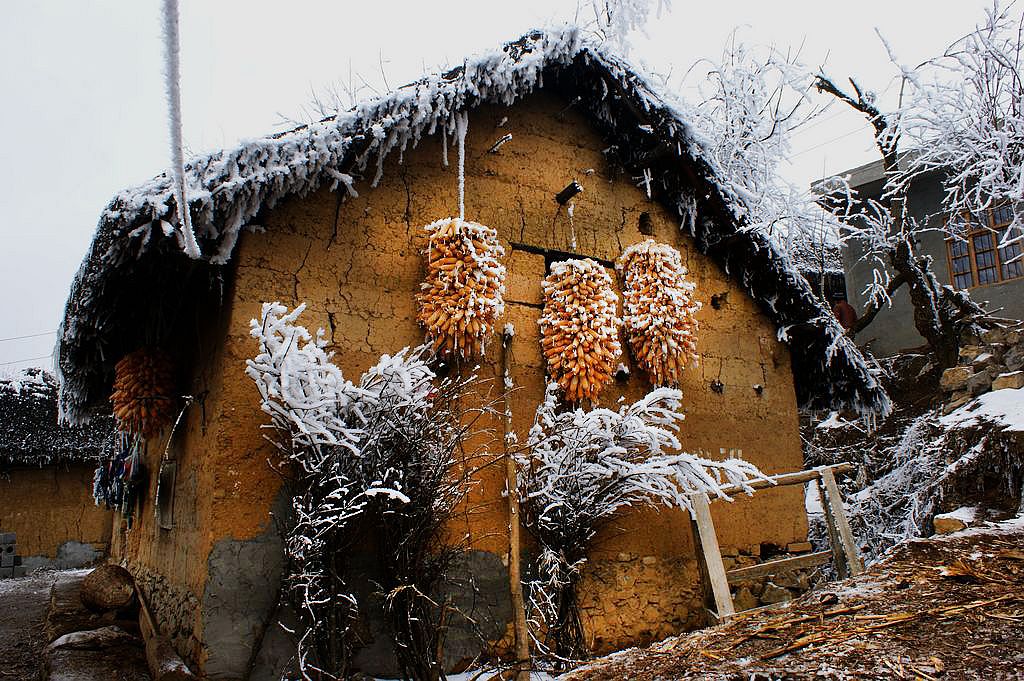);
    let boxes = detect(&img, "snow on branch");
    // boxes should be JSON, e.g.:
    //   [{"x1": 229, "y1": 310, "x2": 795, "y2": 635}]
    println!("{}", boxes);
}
[
  {"x1": 246, "y1": 302, "x2": 473, "y2": 678},
  {"x1": 517, "y1": 382, "x2": 764, "y2": 664}
]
